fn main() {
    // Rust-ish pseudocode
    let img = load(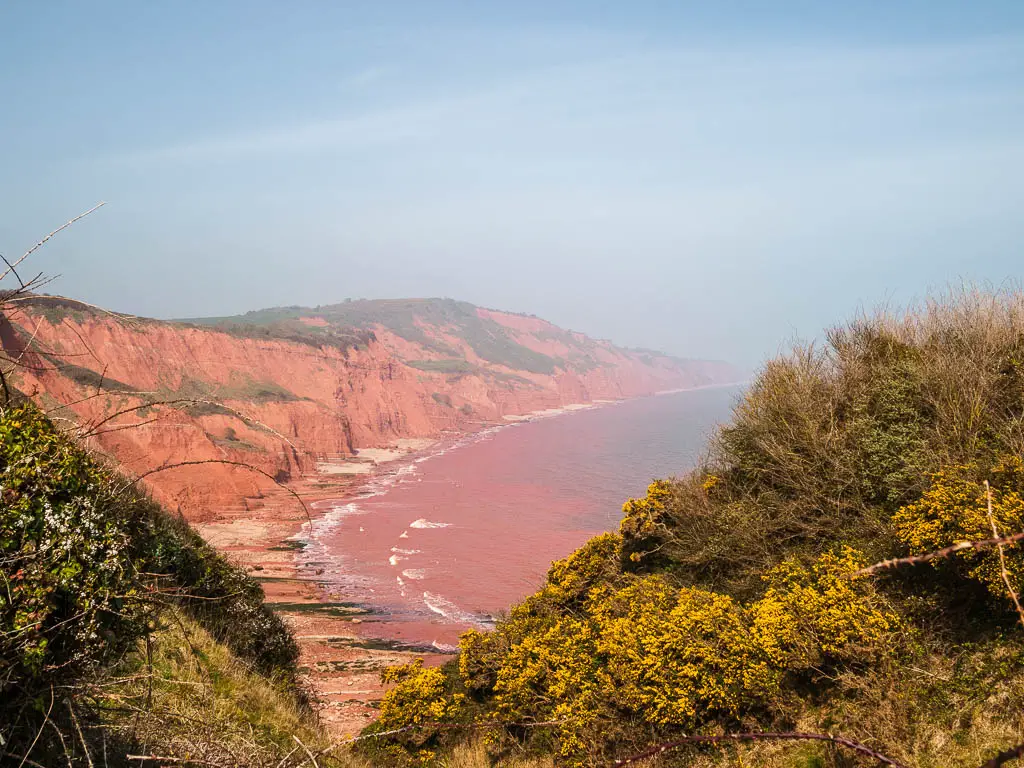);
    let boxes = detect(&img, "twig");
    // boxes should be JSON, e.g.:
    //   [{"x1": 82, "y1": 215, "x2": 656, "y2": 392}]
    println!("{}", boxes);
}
[
  {"x1": 78, "y1": 397, "x2": 300, "y2": 453},
  {"x1": 0, "y1": 252, "x2": 25, "y2": 289},
  {"x1": 608, "y1": 731, "x2": 910, "y2": 768},
  {"x1": 65, "y1": 698, "x2": 94, "y2": 768},
  {"x1": 125, "y1": 756, "x2": 226, "y2": 767},
  {"x1": 132, "y1": 458, "x2": 312, "y2": 531},
  {"x1": 18, "y1": 686, "x2": 55, "y2": 768},
  {"x1": 274, "y1": 745, "x2": 300, "y2": 768},
  {"x1": 0, "y1": 202, "x2": 106, "y2": 284},
  {"x1": 985, "y1": 481, "x2": 1024, "y2": 628},
  {"x1": 314, "y1": 719, "x2": 565, "y2": 758},
  {"x1": 2, "y1": 753, "x2": 47, "y2": 768},
  {"x1": 293, "y1": 735, "x2": 319, "y2": 768},
  {"x1": 852, "y1": 532, "x2": 1024, "y2": 577}
]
